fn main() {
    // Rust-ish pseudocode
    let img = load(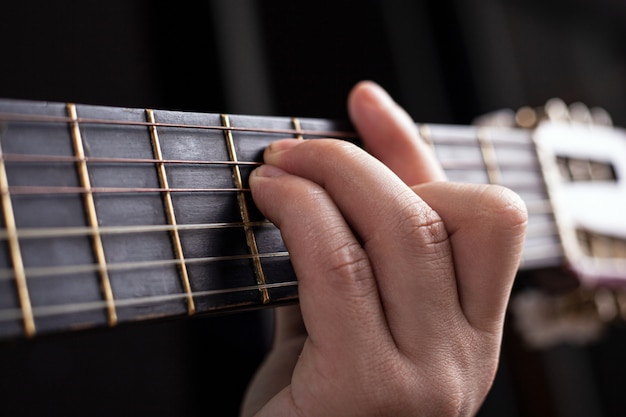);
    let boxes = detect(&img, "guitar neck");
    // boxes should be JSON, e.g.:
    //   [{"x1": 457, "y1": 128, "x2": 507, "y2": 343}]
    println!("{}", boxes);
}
[{"x1": 0, "y1": 98, "x2": 562, "y2": 340}]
